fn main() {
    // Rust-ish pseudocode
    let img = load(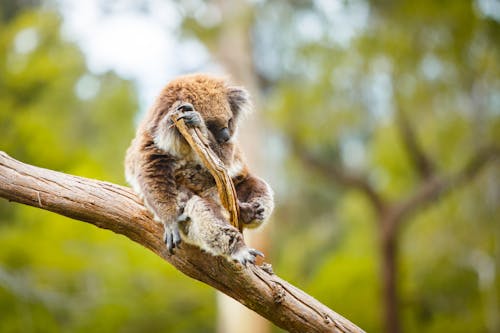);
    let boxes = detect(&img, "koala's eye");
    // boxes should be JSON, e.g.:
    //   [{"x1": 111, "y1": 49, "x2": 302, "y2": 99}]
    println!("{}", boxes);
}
[{"x1": 228, "y1": 117, "x2": 234, "y2": 130}]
